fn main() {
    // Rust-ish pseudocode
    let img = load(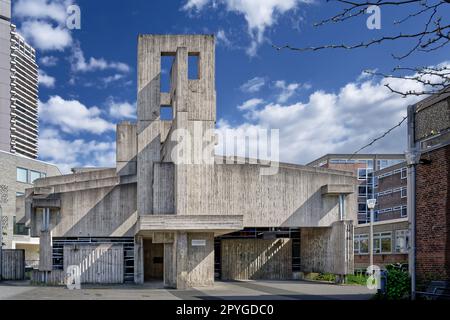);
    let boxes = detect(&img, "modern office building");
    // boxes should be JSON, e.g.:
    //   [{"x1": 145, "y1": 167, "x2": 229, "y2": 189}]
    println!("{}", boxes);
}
[
  {"x1": 0, "y1": 0, "x2": 39, "y2": 159},
  {"x1": 25, "y1": 35, "x2": 357, "y2": 288},
  {"x1": 307, "y1": 154, "x2": 405, "y2": 224},
  {"x1": 353, "y1": 161, "x2": 409, "y2": 270},
  {"x1": 0, "y1": 150, "x2": 61, "y2": 268}
]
